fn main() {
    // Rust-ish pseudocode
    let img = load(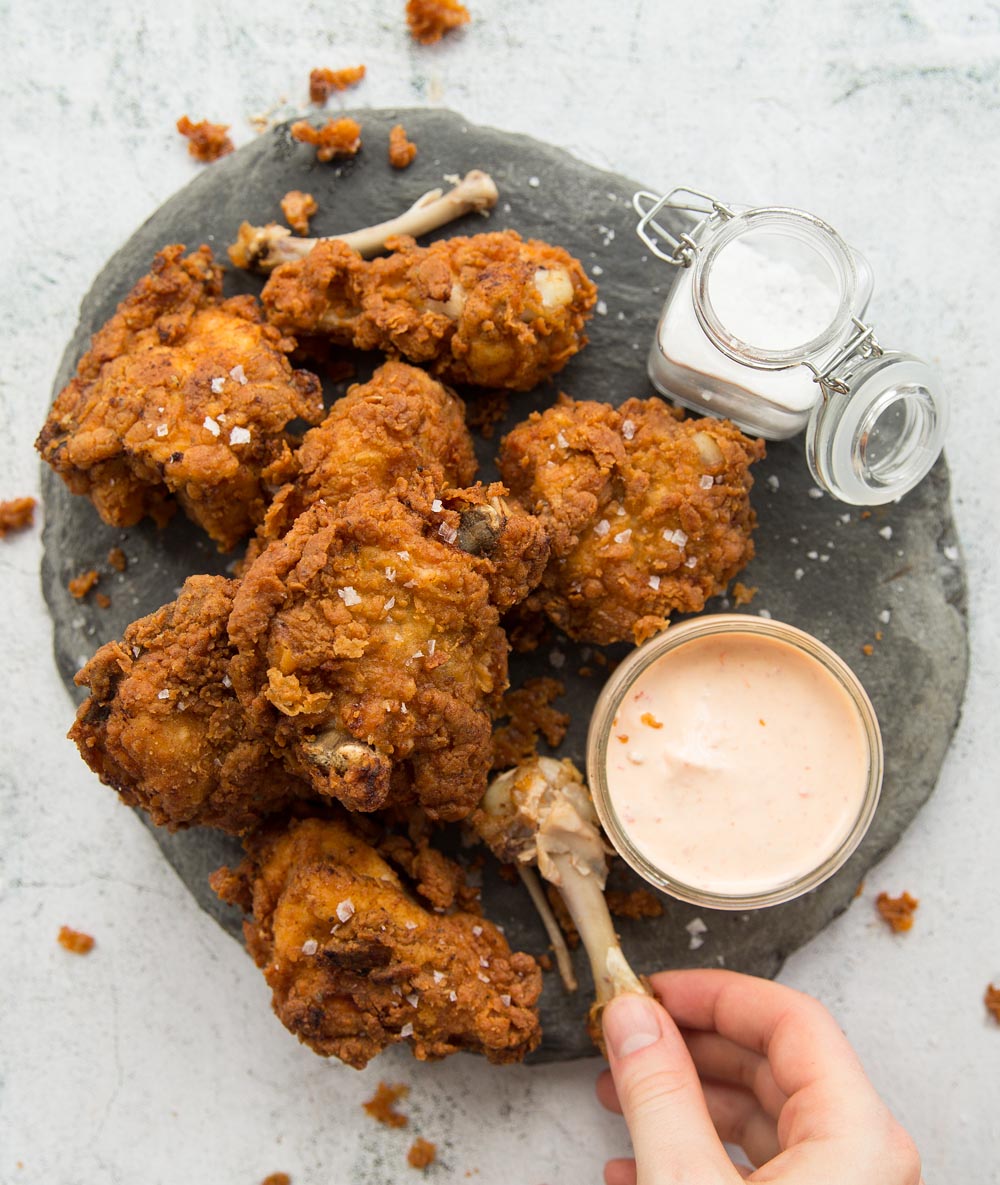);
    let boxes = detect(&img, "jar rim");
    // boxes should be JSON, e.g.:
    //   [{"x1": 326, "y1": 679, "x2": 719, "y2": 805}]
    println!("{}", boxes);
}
[
  {"x1": 585, "y1": 614, "x2": 884, "y2": 910},
  {"x1": 693, "y1": 207, "x2": 858, "y2": 370}
]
